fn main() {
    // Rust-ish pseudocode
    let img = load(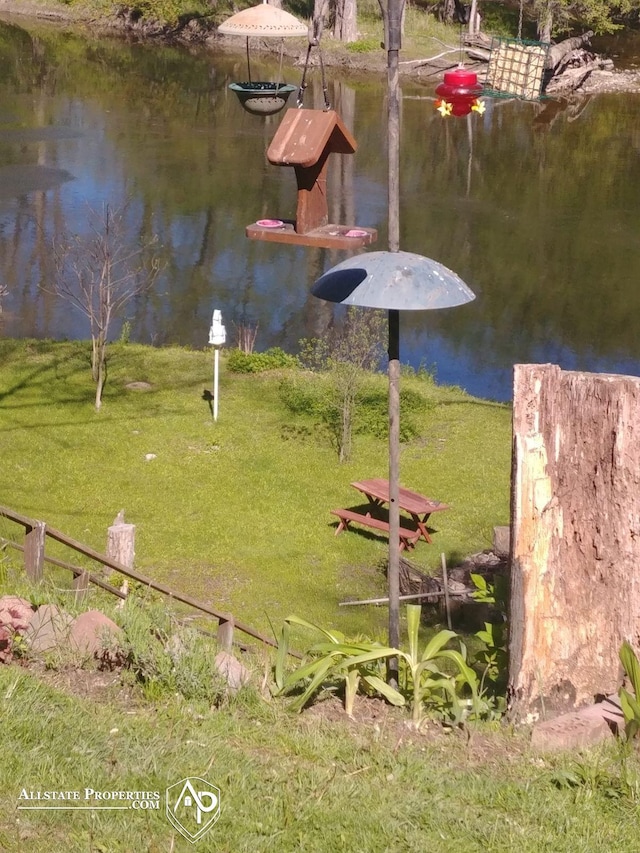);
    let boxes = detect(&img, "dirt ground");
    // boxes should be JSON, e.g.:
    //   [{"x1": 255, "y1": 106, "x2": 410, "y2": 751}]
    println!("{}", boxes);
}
[{"x1": 20, "y1": 654, "x2": 530, "y2": 765}]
